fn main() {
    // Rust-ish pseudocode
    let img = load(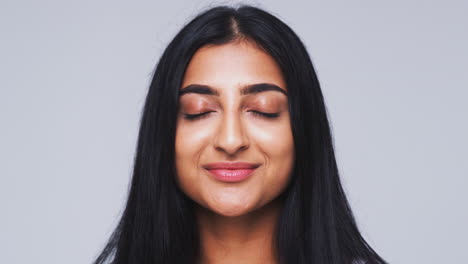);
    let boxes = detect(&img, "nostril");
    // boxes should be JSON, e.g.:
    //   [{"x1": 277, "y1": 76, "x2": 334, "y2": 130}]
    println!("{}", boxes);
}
[{"x1": 212, "y1": 126, "x2": 249, "y2": 154}]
